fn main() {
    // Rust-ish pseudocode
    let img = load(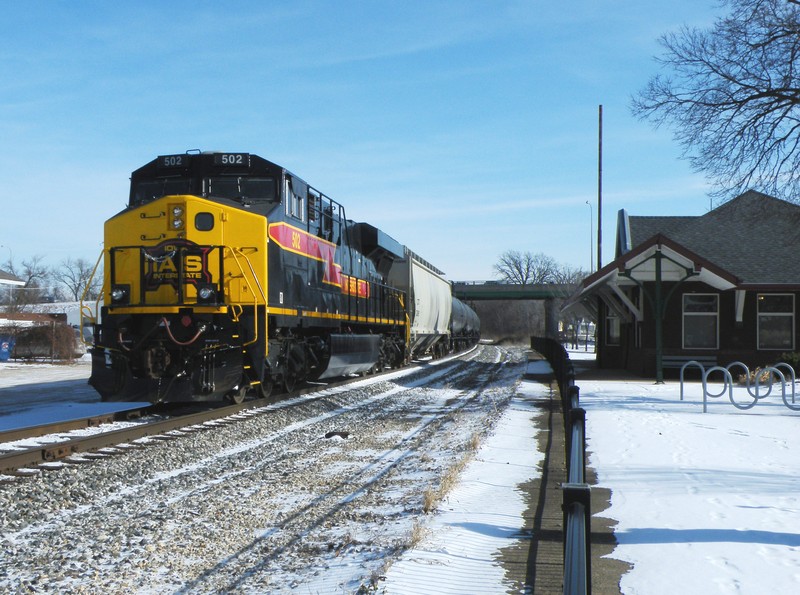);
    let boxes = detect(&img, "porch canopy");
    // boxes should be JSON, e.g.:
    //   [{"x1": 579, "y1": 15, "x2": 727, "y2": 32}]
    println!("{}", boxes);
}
[{"x1": 562, "y1": 234, "x2": 738, "y2": 381}]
